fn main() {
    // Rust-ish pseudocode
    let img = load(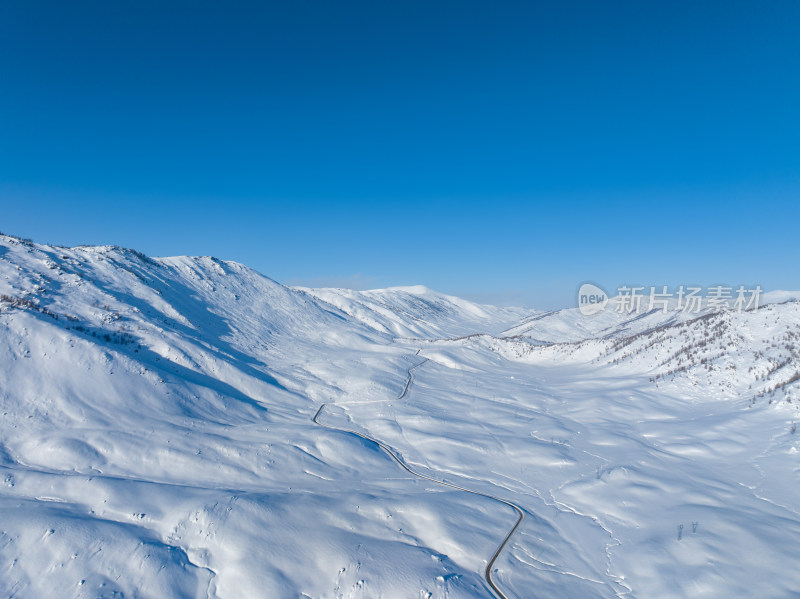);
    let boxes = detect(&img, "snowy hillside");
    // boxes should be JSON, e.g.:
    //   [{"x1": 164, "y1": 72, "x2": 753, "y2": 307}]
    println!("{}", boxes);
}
[
  {"x1": 1, "y1": 232, "x2": 798, "y2": 599},
  {"x1": 297, "y1": 285, "x2": 533, "y2": 339},
  {"x1": 501, "y1": 289, "x2": 800, "y2": 341},
  {"x1": 498, "y1": 295, "x2": 800, "y2": 406}
]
